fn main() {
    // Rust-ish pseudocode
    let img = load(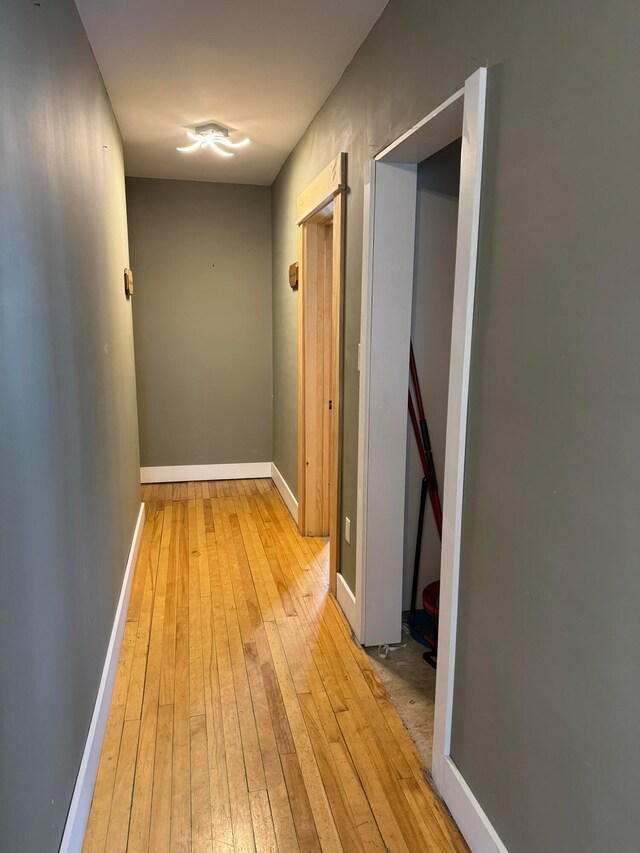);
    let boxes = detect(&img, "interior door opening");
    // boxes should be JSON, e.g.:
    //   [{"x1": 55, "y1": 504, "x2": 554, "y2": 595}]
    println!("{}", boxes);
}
[
  {"x1": 297, "y1": 154, "x2": 346, "y2": 595},
  {"x1": 366, "y1": 137, "x2": 462, "y2": 772},
  {"x1": 354, "y1": 70, "x2": 490, "y2": 845},
  {"x1": 404, "y1": 140, "x2": 462, "y2": 621}
]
